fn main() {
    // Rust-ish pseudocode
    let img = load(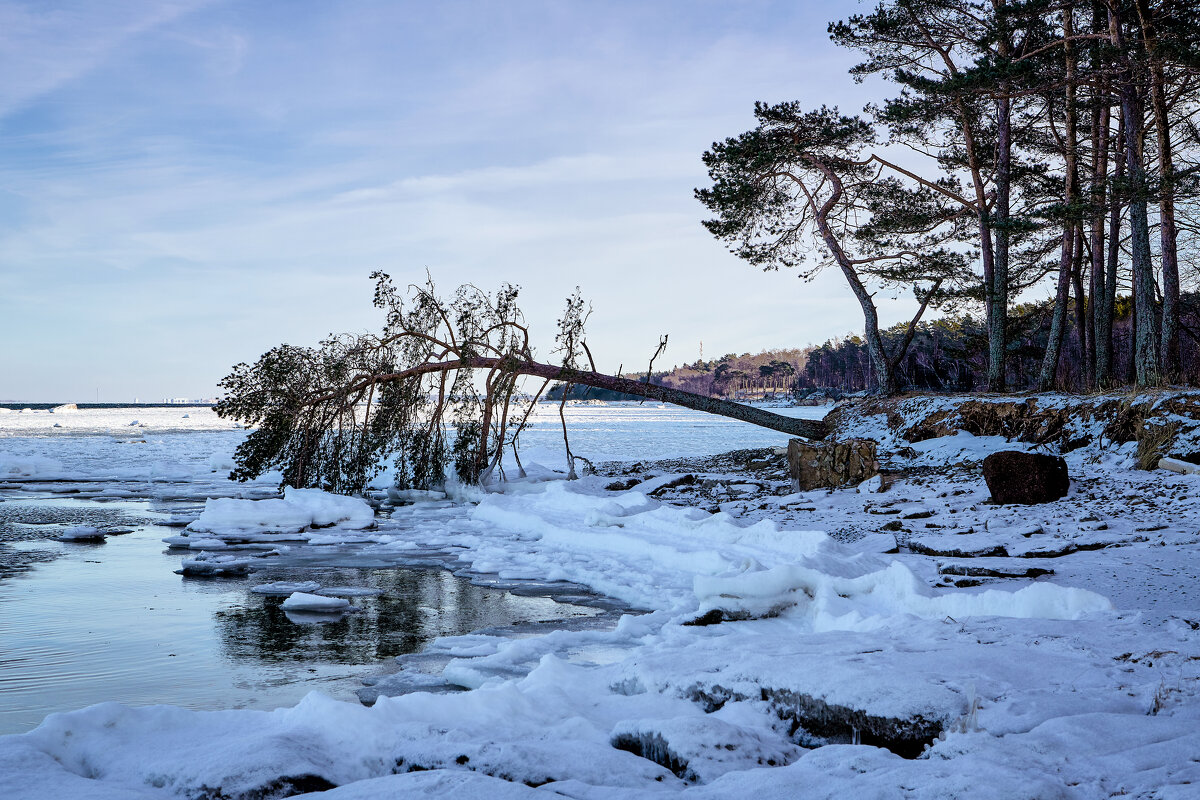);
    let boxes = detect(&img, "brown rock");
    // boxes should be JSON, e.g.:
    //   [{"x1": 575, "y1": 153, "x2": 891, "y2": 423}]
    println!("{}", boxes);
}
[
  {"x1": 982, "y1": 451, "x2": 1069, "y2": 504},
  {"x1": 787, "y1": 438, "x2": 879, "y2": 491}
]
